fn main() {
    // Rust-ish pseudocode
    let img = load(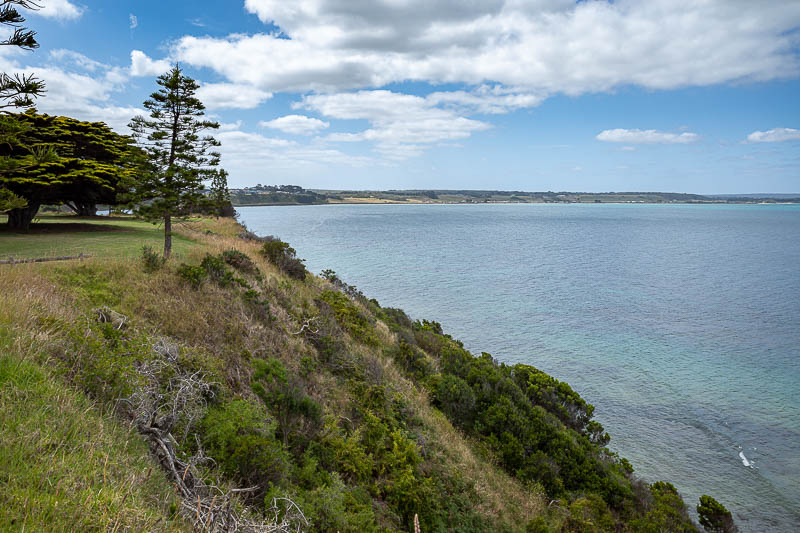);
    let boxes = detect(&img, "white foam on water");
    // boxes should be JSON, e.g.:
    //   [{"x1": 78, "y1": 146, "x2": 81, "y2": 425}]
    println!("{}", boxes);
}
[{"x1": 739, "y1": 450, "x2": 753, "y2": 468}]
